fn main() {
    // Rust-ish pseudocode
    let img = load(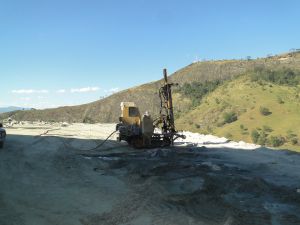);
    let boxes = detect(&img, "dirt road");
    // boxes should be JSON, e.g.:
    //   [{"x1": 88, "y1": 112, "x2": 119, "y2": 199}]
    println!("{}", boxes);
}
[{"x1": 0, "y1": 123, "x2": 299, "y2": 225}]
